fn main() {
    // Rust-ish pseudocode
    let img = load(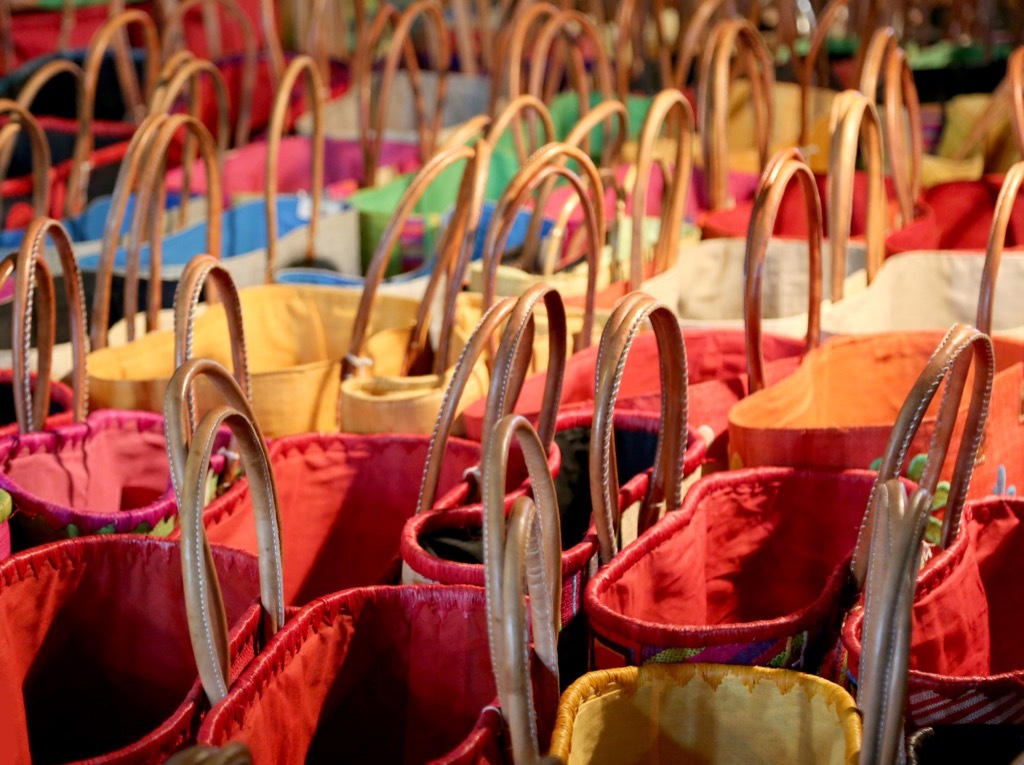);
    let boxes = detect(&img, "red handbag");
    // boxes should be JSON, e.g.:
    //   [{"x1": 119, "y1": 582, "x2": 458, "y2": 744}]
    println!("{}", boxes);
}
[
  {"x1": 195, "y1": 414, "x2": 562, "y2": 764},
  {"x1": 586, "y1": 323, "x2": 990, "y2": 674},
  {"x1": 0, "y1": 355, "x2": 289, "y2": 762},
  {"x1": 192, "y1": 279, "x2": 563, "y2": 607},
  {"x1": 402, "y1": 293, "x2": 706, "y2": 684}
]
